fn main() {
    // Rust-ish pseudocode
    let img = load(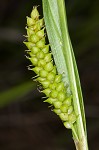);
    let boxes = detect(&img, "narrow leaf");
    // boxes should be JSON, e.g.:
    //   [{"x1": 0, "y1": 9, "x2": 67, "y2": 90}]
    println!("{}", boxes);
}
[
  {"x1": 0, "y1": 81, "x2": 36, "y2": 107},
  {"x1": 42, "y1": 0, "x2": 88, "y2": 149}
]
